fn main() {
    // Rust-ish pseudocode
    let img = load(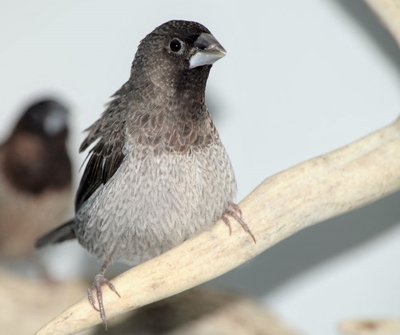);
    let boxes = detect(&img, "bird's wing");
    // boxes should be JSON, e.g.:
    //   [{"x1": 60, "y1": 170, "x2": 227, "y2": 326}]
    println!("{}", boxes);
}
[
  {"x1": 75, "y1": 110, "x2": 126, "y2": 211},
  {"x1": 35, "y1": 114, "x2": 126, "y2": 247}
]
